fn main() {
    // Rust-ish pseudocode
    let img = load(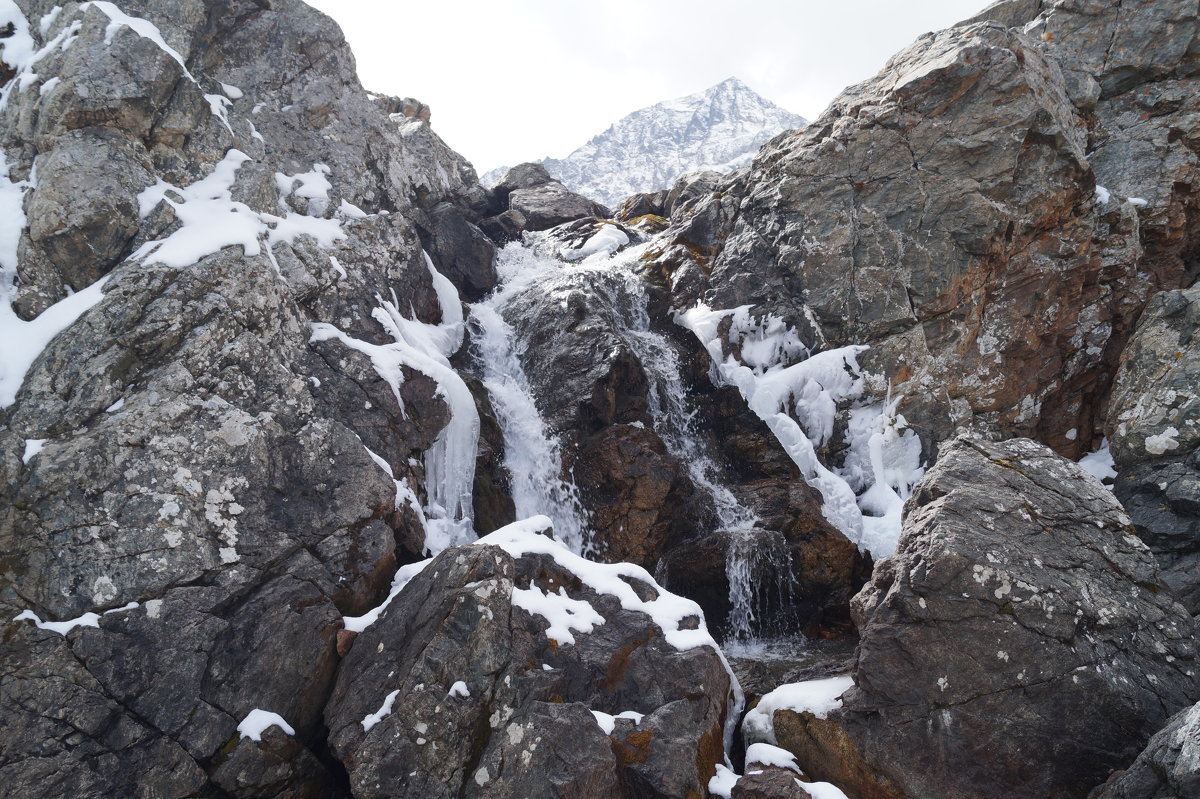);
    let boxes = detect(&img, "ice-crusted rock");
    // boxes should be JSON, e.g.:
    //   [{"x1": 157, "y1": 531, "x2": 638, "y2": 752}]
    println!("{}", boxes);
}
[
  {"x1": 755, "y1": 438, "x2": 1198, "y2": 799},
  {"x1": 1108, "y1": 282, "x2": 1200, "y2": 612},
  {"x1": 650, "y1": 3, "x2": 1200, "y2": 460},
  {"x1": 483, "y1": 231, "x2": 864, "y2": 637},
  {"x1": 325, "y1": 517, "x2": 737, "y2": 799},
  {"x1": 1089, "y1": 700, "x2": 1200, "y2": 799},
  {"x1": 483, "y1": 77, "x2": 807, "y2": 207}
]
